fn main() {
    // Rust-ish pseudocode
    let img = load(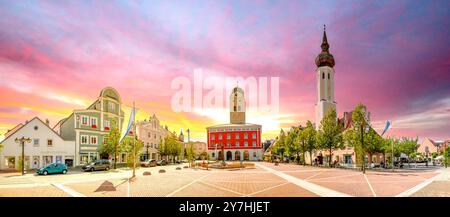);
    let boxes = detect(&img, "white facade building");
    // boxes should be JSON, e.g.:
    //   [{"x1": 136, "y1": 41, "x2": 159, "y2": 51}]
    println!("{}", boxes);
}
[
  {"x1": 315, "y1": 26, "x2": 337, "y2": 128},
  {"x1": 0, "y1": 117, "x2": 75, "y2": 170}
]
